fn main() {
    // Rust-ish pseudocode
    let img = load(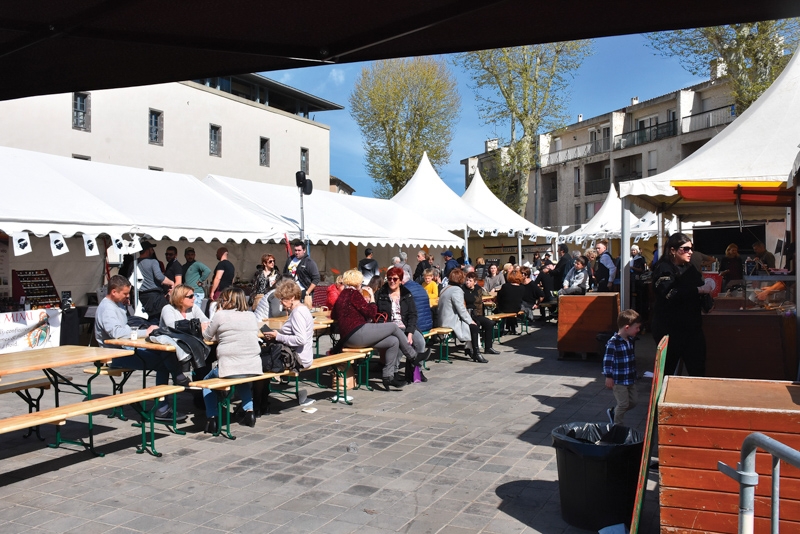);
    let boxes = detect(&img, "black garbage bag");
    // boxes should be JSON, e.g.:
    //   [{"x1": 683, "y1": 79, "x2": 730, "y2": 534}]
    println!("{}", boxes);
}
[{"x1": 551, "y1": 422, "x2": 643, "y2": 530}]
